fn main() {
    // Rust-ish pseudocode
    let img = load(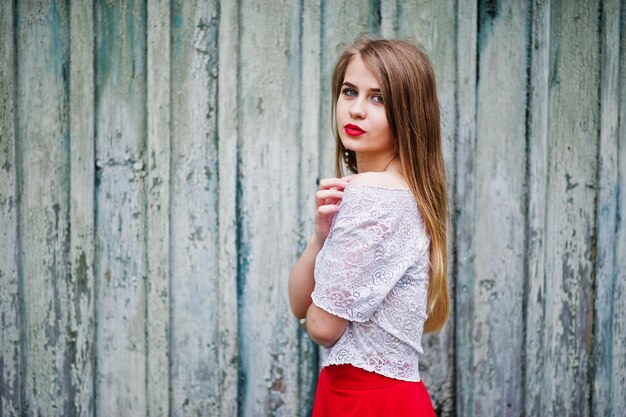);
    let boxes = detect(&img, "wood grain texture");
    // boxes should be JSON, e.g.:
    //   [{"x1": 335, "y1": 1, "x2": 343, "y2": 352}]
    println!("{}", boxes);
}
[
  {"x1": 592, "y1": 0, "x2": 622, "y2": 415},
  {"x1": 237, "y1": 1, "x2": 302, "y2": 414},
  {"x1": 216, "y1": 0, "x2": 240, "y2": 415},
  {"x1": 297, "y1": 1, "x2": 323, "y2": 416},
  {"x1": 68, "y1": 0, "x2": 96, "y2": 415},
  {"x1": 0, "y1": 0, "x2": 20, "y2": 415},
  {"x1": 393, "y1": 1, "x2": 457, "y2": 415},
  {"x1": 469, "y1": 1, "x2": 529, "y2": 416},
  {"x1": 605, "y1": 2, "x2": 626, "y2": 413},
  {"x1": 16, "y1": 1, "x2": 72, "y2": 414},
  {"x1": 454, "y1": 0, "x2": 478, "y2": 416},
  {"x1": 146, "y1": 0, "x2": 171, "y2": 415},
  {"x1": 94, "y1": 1, "x2": 148, "y2": 415},
  {"x1": 169, "y1": 0, "x2": 220, "y2": 415},
  {"x1": 1, "y1": 2, "x2": 624, "y2": 416},
  {"x1": 528, "y1": 1, "x2": 600, "y2": 415},
  {"x1": 525, "y1": 0, "x2": 551, "y2": 415}
]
